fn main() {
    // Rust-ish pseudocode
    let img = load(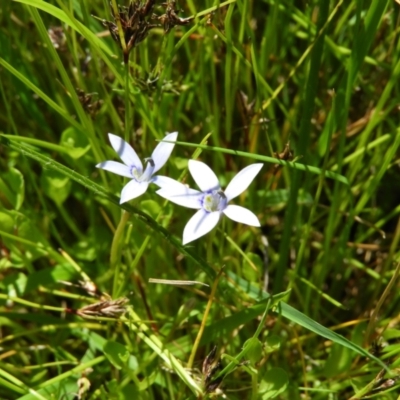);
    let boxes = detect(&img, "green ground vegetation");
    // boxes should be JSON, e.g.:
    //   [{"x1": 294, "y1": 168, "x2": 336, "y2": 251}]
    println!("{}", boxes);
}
[{"x1": 1, "y1": 0, "x2": 400, "y2": 399}]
